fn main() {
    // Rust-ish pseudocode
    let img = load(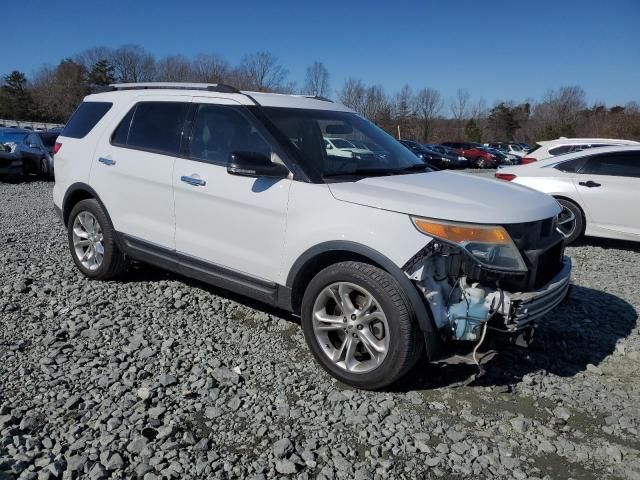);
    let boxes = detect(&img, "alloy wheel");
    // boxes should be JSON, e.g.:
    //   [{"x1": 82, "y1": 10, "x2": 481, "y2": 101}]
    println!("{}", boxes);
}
[
  {"x1": 312, "y1": 282, "x2": 390, "y2": 373},
  {"x1": 72, "y1": 211, "x2": 104, "y2": 271},
  {"x1": 557, "y1": 205, "x2": 577, "y2": 239}
]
